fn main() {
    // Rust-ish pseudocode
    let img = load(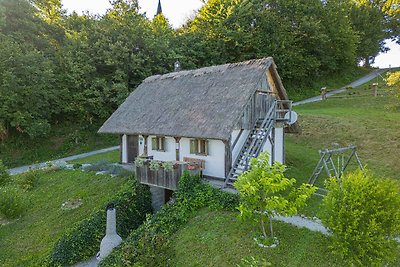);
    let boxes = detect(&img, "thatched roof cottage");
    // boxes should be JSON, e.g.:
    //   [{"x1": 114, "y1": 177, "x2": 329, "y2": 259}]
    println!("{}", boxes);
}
[{"x1": 99, "y1": 57, "x2": 297, "y2": 195}]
